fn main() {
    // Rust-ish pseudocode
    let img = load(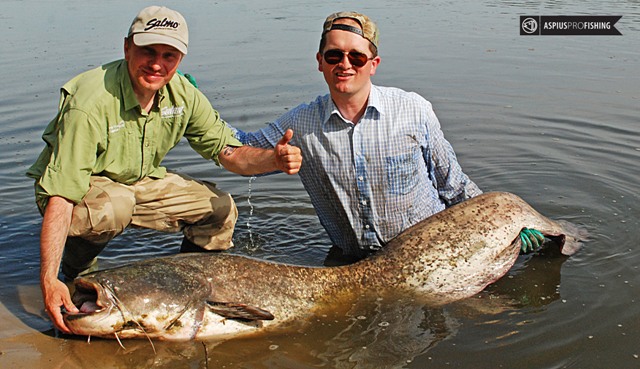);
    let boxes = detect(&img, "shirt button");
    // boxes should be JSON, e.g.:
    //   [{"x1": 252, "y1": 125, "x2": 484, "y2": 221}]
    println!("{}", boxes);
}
[
  {"x1": 361, "y1": 200, "x2": 367, "y2": 206},
  {"x1": 365, "y1": 224, "x2": 370, "y2": 230},
  {"x1": 145, "y1": 142, "x2": 150, "y2": 147},
  {"x1": 358, "y1": 176, "x2": 364, "y2": 181}
]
